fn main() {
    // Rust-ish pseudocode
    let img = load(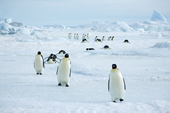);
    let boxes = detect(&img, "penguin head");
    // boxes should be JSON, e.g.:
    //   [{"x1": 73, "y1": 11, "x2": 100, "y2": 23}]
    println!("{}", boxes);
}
[
  {"x1": 65, "y1": 54, "x2": 69, "y2": 58},
  {"x1": 112, "y1": 64, "x2": 117, "y2": 69},
  {"x1": 86, "y1": 48, "x2": 89, "y2": 50},
  {"x1": 50, "y1": 54, "x2": 54, "y2": 57},
  {"x1": 37, "y1": 51, "x2": 41, "y2": 55}
]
